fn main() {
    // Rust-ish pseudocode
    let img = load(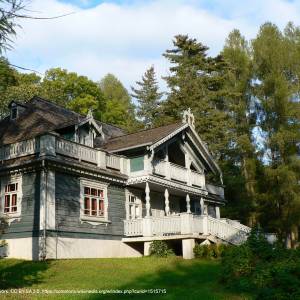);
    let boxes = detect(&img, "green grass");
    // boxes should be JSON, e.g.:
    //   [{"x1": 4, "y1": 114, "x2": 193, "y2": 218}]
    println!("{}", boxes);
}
[{"x1": 0, "y1": 257, "x2": 250, "y2": 299}]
